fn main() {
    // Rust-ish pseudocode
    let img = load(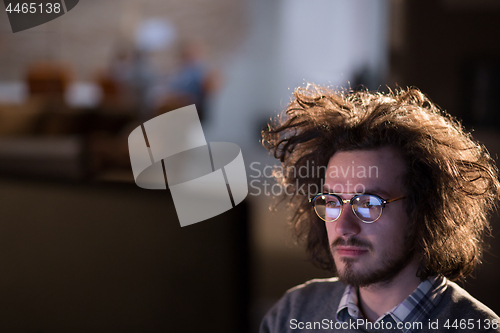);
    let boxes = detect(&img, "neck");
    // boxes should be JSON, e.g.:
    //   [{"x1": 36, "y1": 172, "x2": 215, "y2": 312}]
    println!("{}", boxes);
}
[{"x1": 357, "y1": 261, "x2": 421, "y2": 322}]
